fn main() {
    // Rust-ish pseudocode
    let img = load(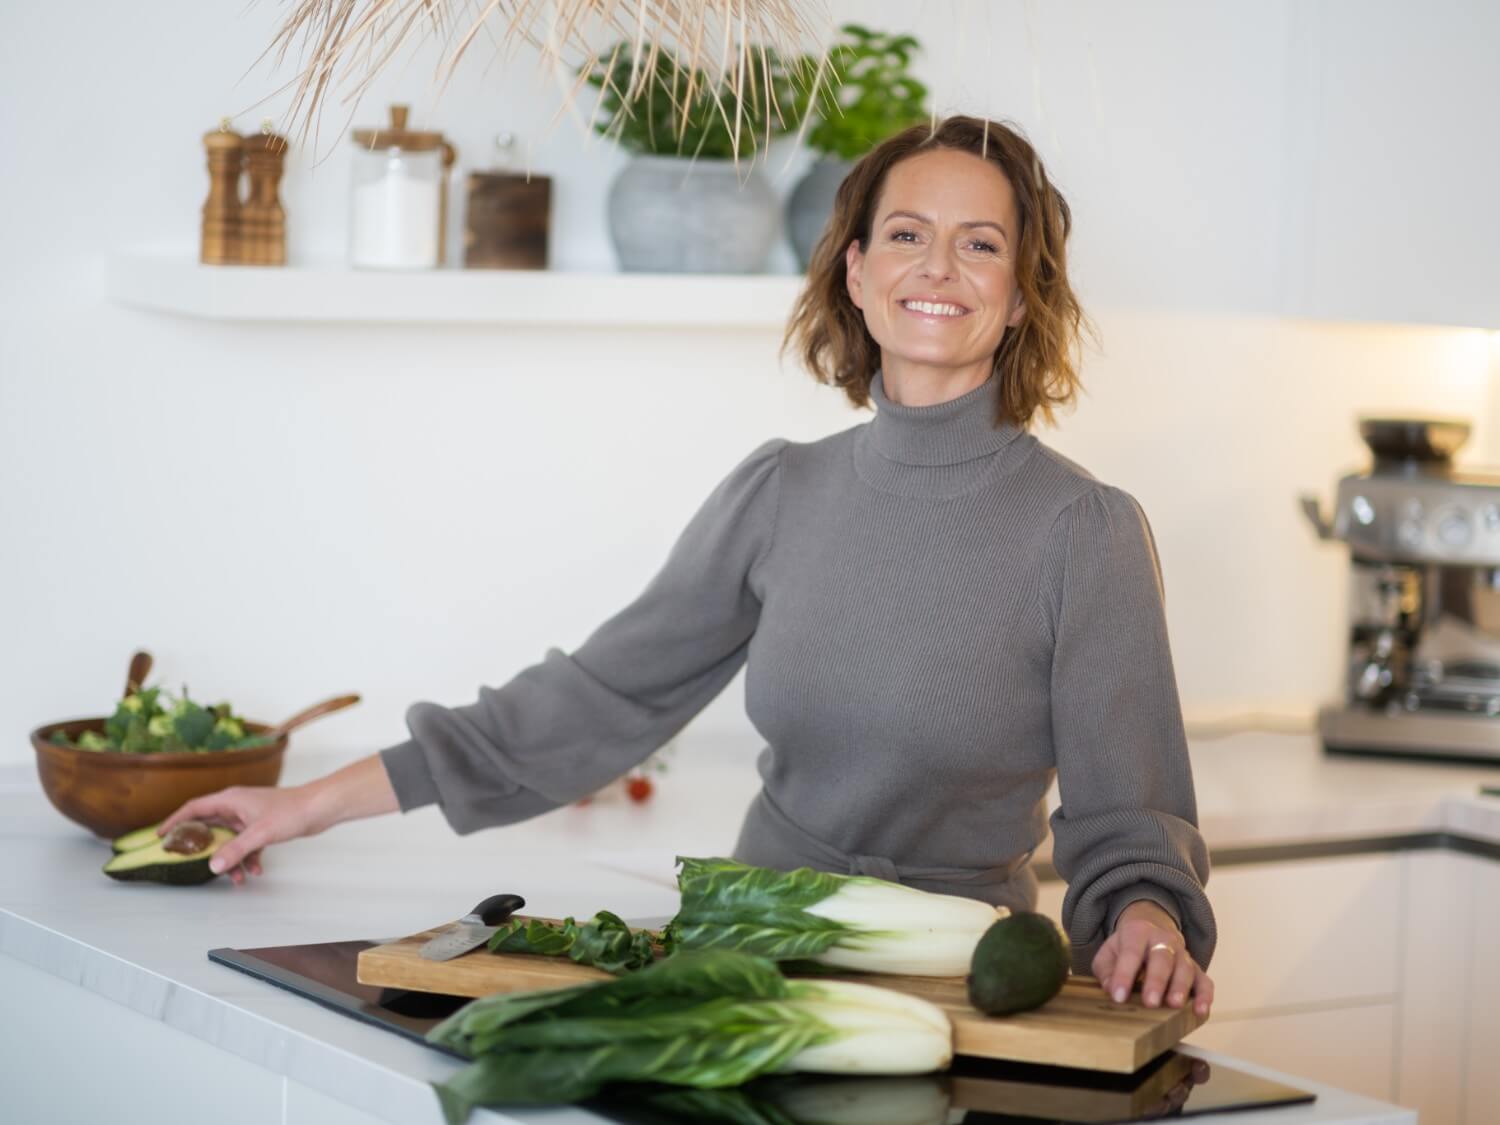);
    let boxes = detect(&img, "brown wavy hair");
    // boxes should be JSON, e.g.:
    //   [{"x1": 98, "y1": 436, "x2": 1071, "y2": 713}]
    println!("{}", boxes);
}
[{"x1": 783, "y1": 116, "x2": 1090, "y2": 428}]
